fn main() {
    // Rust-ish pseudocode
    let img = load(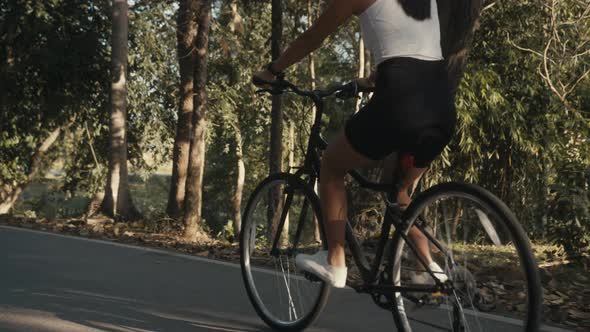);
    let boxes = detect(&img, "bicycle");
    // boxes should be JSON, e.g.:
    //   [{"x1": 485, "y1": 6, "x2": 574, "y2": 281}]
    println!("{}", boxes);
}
[{"x1": 240, "y1": 77, "x2": 542, "y2": 332}]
